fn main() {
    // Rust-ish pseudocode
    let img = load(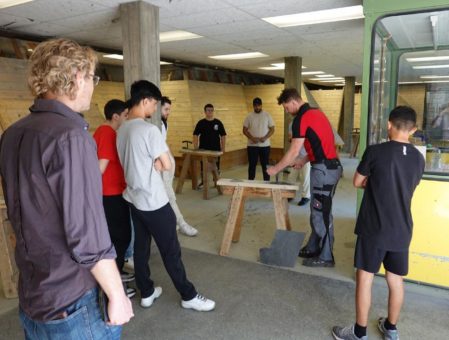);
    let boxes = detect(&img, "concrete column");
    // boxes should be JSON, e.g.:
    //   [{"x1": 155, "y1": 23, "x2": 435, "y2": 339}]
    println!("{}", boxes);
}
[
  {"x1": 283, "y1": 56, "x2": 302, "y2": 153},
  {"x1": 342, "y1": 76, "x2": 355, "y2": 153},
  {"x1": 120, "y1": 1, "x2": 160, "y2": 126}
]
